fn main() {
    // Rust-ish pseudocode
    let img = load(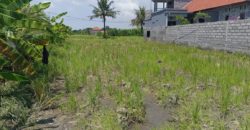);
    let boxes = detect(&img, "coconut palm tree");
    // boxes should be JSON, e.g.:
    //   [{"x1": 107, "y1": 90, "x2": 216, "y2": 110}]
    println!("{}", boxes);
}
[
  {"x1": 131, "y1": 7, "x2": 146, "y2": 35},
  {"x1": 90, "y1": 0, "x2": 118, "y2": 38}
]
